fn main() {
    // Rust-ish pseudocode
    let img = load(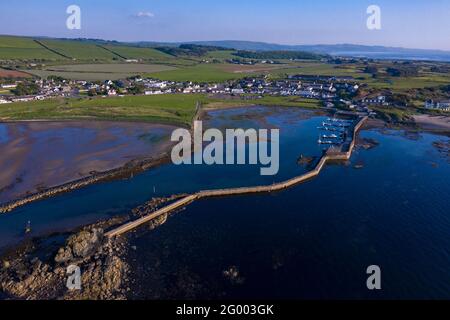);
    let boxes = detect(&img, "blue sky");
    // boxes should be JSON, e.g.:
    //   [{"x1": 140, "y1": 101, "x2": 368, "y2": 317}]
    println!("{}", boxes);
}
[{"x1": 1, "y1": 0, "x2": 450, "y2": 50}]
